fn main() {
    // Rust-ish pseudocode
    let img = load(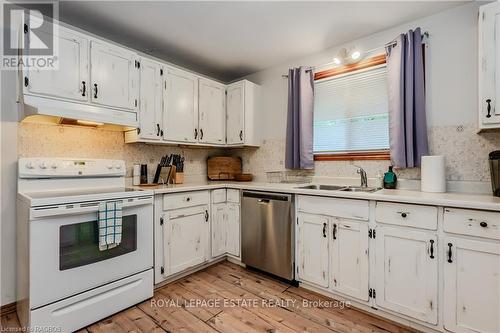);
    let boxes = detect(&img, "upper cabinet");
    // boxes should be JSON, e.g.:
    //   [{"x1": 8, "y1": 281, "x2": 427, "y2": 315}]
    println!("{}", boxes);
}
[
  {"x1": 163, "y1": 68, "x2": 199, "y2": 143},
  {"x1": 90, "y1": 41, "x2": 138, "y2": 111},
  {"x1": 199, "y1": 78, "x2": 226, "y2": 145},
  {"x1": 226, "y1": 80, "x2": 261, "y2": 146},
  {"x1": 479, "y1": 2, "x2": 500, "y2": 130},
  {"x1": 137, "y1": 58, "x2": 163, "y2": 140},
  {"x1": 25, "y1": 25, "x2": 89, "y2": 102}
]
